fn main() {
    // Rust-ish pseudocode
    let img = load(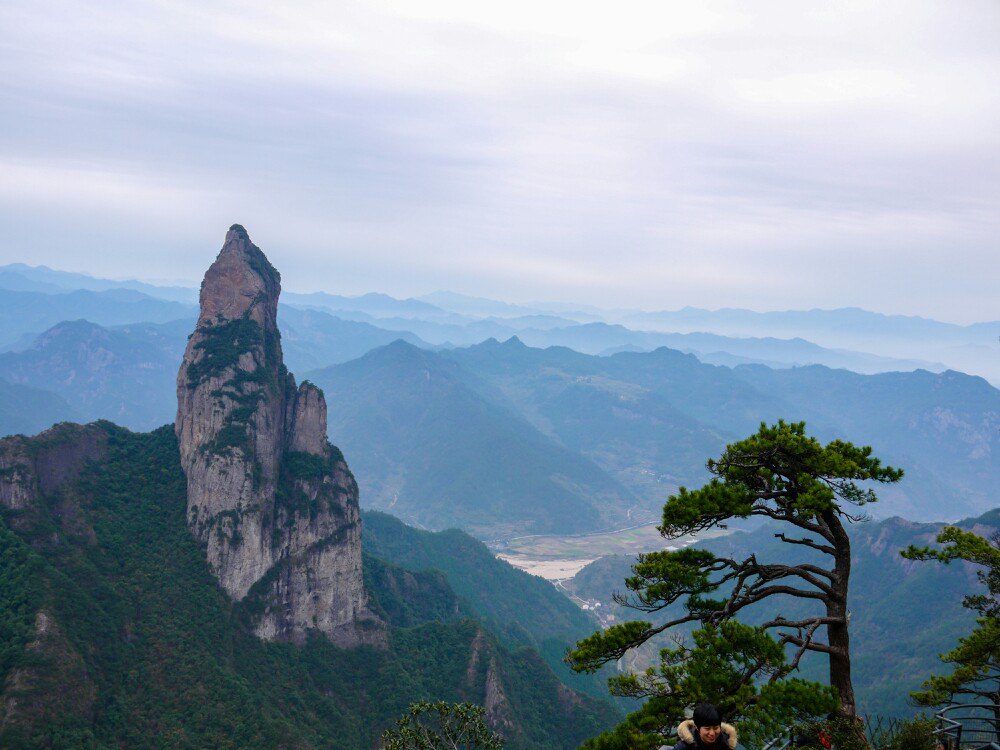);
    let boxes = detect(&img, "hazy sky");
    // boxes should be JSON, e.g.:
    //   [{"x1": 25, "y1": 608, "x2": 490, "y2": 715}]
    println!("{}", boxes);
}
[{"x1": 1, "y1": 1, "x2": 998, "y2": 322}]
